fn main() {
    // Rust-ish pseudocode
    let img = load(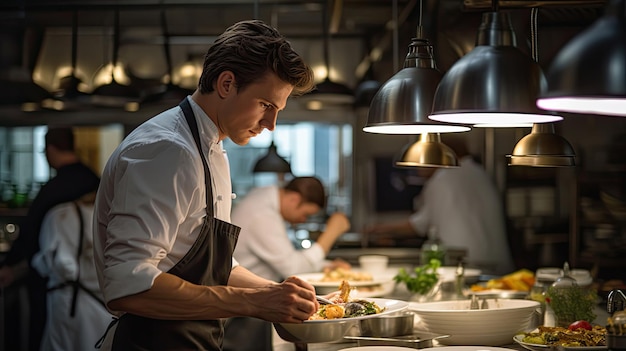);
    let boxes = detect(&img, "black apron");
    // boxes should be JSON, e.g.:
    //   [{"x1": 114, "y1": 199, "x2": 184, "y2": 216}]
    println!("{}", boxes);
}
[{"x1": 110, "y1": 98, "x2": 241, "y2": 351}]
